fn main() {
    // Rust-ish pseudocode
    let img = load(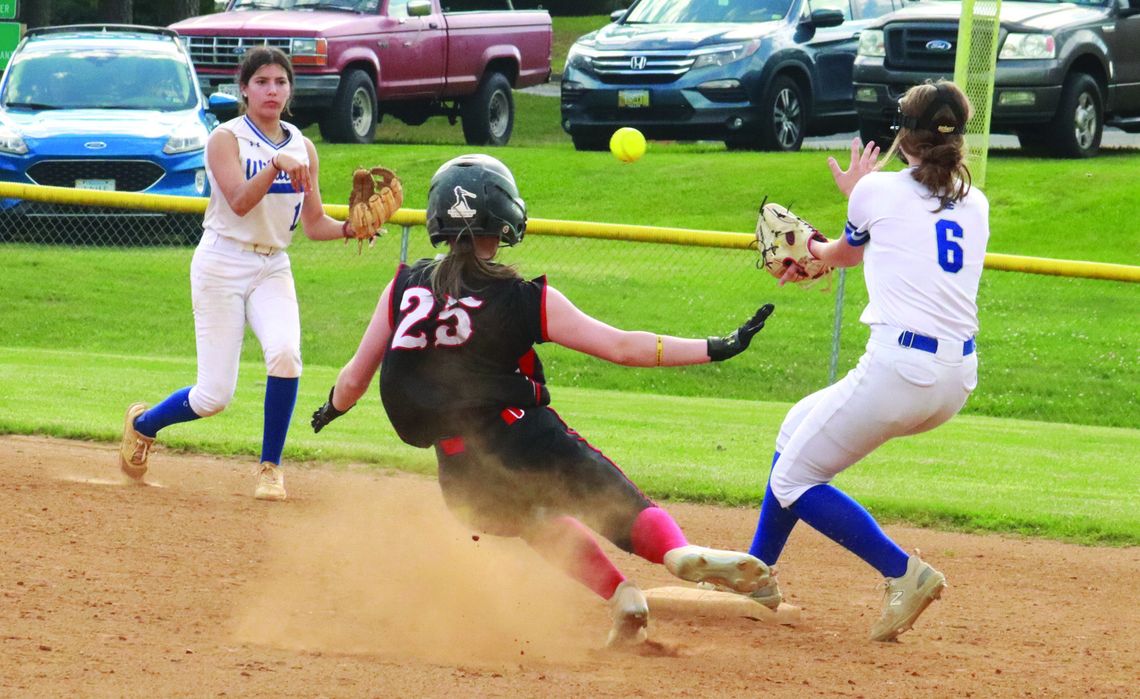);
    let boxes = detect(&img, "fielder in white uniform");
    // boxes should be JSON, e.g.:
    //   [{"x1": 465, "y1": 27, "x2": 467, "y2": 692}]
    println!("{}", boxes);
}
[
  {"x1": 117, "y1": 47, "x2": 354, "y2": 501},
  {"x1": 746, "y1": 81, "x2": 989, "y2": 641}
]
